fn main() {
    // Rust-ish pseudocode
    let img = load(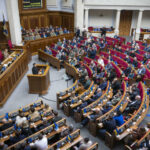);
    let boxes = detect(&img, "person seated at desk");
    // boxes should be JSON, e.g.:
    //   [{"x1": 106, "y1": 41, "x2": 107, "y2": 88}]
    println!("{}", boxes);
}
[
  {"x1": 22, "y1": 120, "x2": 32, "y2": 136},
  {"x1": 88, "y1": 88, "x2": 102, "y2": 103},
  {"x1": 29, "y1": 107, "x2": 40, "y2": 120},
  {"x1": 147, "y1": 61, "x2": 150, "y2": 69},
  {"x1": 3, "y1": 48, "x2": 9, "y2": 59},
  {"x1": 124, "y1": 95, "x2": 141, "y2": 114},
  {"x1": 0, "y1": 142, "x2": 8, "y2": 150},
  {"x1": 125, "y1": 55, "x2": 131, "y2": 64},
  {"x1": 79, "y1": 67, "x2": 88, "y2": 83},
  {"x1": 61, "y1": 124, "x2": 74, "y2": 138},
  {"x1": 109, "y1": 89, "x2": 122, "y2": 105},
  {"x1": 30, "y1": 133, "x2": 48, "y2": 150},
  {"x1": 128, "y1": 70, "x2": 135, "y2": 79},
  {"x1": 15, "y1": 110, "x2": 27, "y2": 127},
  {"x1": 82, "y1": 76, "x2": 91, "y2": 90},
  {"x1": 111, "y1": 78, "x2": 121, "y2": 95},
  {"x1": 137, "y1": 65, "x2": 146, "y2": 76},
  {"x1": 143, "y1": 52, "x2": 150, "y2": 63},
  {"x1": 113, "y1": 110, "x2": 125, "y2": 127},
  {"x1": 89, "y1": 48, "x2": 96, "y2": 59},
  {"x1": 117, "y1": 46, "x2": 123, "y2": 53},
  {"x1": 132, "y1": 57, "x2": 138, "y2": 68},
  {"x1": 98, "y1": 56, "x2": 104, "y2": 67},
  {"x1": 80, "y1": 108, "x2": 103, "y2": 128},
  {"x1": 51, "y1": 110, "x2": 62, "y2": 123},
  {"x1": 124, "y1": 64, "x2": 132, "y2": 76},
  {"x1": 138, "y1": 133, "x2": 150, "y2": 150},
  {"x1": 57, "y1": 39, "x2": 62, "y2": 46},
  {"x1": 44, "y1": 46, "x2": 52, "y2": 55},
  {"x1": 99, "y1": 78, "x2": 107, "y2": 90},
  {"x1": 99, "y1": 40, "x2": 105, "y2": 50},
  {"x1": 144, "y1": 44, "x2": 150, "y2": 52},
  {"x1": 124, "y1": 127, "x2": 146, "y2": 146},
  {"x1": 105, "y1": 60, "x2": 113, "y2": 73},
  {"x1": 89, "y1": 60, "x2": 96, "y2": 71},
  {"x1": 129, "y1": 83, "x2": 140, "y2": 101},
  {"x1": 0, "y1": 118, "x2": 13, "y2": 131},
  {"x1": 129, "y1": 50, "x2": 136, "y2": 58},
  {"x1": 98, "y1": 114, "x2": 116, "y2": 139},
  {"x1": 8, "y1": 130, "x2": 26, "y2": 146},
  {"x1": 37, "y1": 118, "x2": 52, "y2": 131},
  {"x1": 73, "y1": 137, "x2": 93, "y2": 150},
  {"x1": 107, "y1": 68, "x2": 117, "y2": 82},
  {"x1": 32, "y1": 63, "x2": 39, "y2": 75}
]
